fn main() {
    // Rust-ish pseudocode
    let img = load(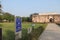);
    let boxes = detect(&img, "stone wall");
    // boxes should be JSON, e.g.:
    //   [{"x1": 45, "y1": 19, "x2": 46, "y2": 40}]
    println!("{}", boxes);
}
[
  {"x1": 54, "y1": 15, "x2": 60, "y2": 23},
  {"x1": 32, "y1": 15, "x2": 60, "y2": 23}
]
